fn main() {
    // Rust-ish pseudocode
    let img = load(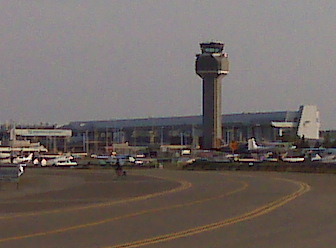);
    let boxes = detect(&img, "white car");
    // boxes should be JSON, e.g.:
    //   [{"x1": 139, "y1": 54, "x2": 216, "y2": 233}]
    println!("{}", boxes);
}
[
  {"x1": 53, "y1": 159, "x2": 78, "y2": 167},
  {"x1": 134, "y1": 160, "x2": 144, "y2": 166}
]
